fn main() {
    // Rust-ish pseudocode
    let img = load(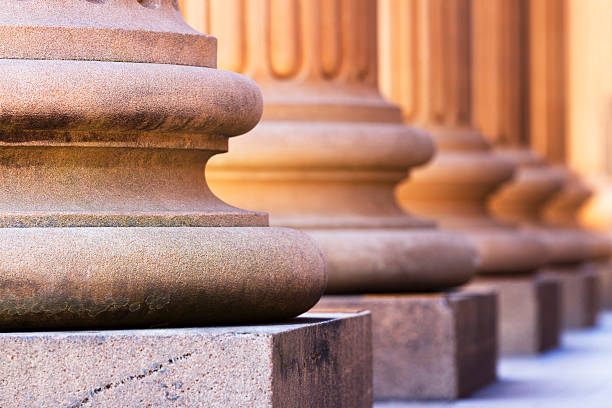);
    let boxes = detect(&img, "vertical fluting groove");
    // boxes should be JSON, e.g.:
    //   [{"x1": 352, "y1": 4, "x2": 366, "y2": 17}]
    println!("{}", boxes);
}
[
  {"x1": 185, "y1": 0, "x2": 380, "y2": 86},
  {"x1": 320, "y1": 0, "x2": 343, "y2": 79},
  {"x1": 472, "y1": 0, "x2": 504, "y2": 144},
  {"x1": 401, "y1": 0, "x2": 421, "y2": 120},
  {"x1": 429, "y1": 0, "x2": 446, "y2": 123},
  {"x1": 427, "y1": 0, "x2": 472, "y2": 127},
  {"x1": 268, "y1": 0, "x2": 302, "y2": 79},
  {"x1": 528, "y1": 0, "x2": 566, "y2": 163},
  {"x1": 455, "y1": 0, "x2": 472, "y2": 126},
  {"x1": 499, "y1": 0, "x2": 529, "y2": 146},
  {"x1": 340, "y1": 0, "x2": 374, "y2": 83},
  {"x1": 379, "y1": 0, "x2": 422, "y2": 121}
]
